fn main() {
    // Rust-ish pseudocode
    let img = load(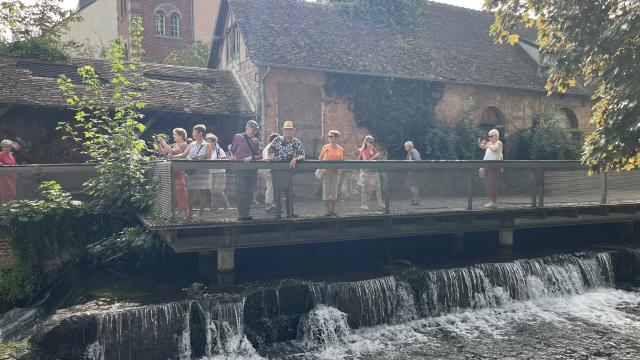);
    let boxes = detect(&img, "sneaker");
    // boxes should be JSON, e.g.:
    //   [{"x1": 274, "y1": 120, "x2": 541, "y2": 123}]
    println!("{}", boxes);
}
[
  {"x1": 483, "y1": 201, "x2": 497, "y2": 208},
  {"x1": 410, "y1": 201, "x2": 419, "y2": 206},
  {"x1": 360, "y1": 205, "x2": 369, "y2": 210},
  {"x1": 377, "y1": 202, "x2": 386, "y2": 209}
]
